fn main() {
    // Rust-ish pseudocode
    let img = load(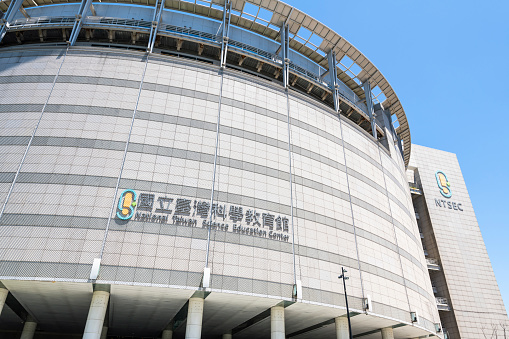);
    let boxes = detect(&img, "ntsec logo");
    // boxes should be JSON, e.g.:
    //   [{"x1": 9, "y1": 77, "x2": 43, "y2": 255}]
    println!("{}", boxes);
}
[
  {"x1": 117, "y1": 189, "x2": 137, "y2": 220},
  {"x1": 435, "y1": 171, "x2": 451, "y2": 198}
]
